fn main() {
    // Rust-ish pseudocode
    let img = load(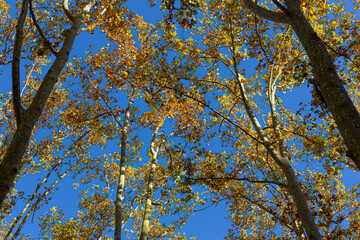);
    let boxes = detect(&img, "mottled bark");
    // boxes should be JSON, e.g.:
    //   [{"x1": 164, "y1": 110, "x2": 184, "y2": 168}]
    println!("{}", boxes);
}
[
  {"x1": 139, "y1": 127, "x2": 159, "y2": 240},
  {"x1": 236, "y1": 73, "x2": 322, "y2": 239},
  {"x1": 267, "y1": 65, "x2": 320, "y2": 238},
  {"x1": 115, "y1": 94, "x2": 135, "y2": 240},
  {"x1": 241, "y1": 0, "x2": 360, "y2": 170},
  {"x1": 229, "y1": 24, "x2": 321, "y2": 237},
  {"x1": 0, "y1": 0, "x2": 96, "y2": 210}
]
